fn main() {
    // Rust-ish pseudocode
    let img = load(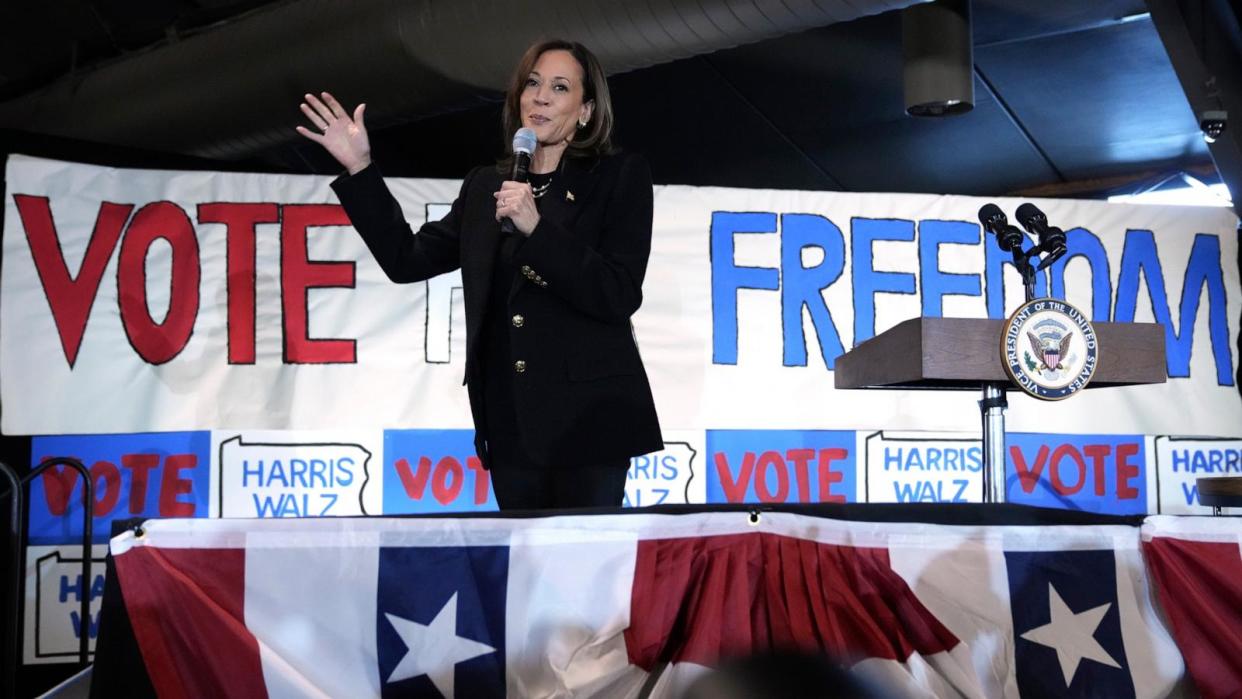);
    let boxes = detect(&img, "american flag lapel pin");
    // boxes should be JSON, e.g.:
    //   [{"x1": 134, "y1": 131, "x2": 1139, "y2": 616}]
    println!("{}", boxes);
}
[{"x1": 565, "y1": 190, "x2": 575, "y2": 202}]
